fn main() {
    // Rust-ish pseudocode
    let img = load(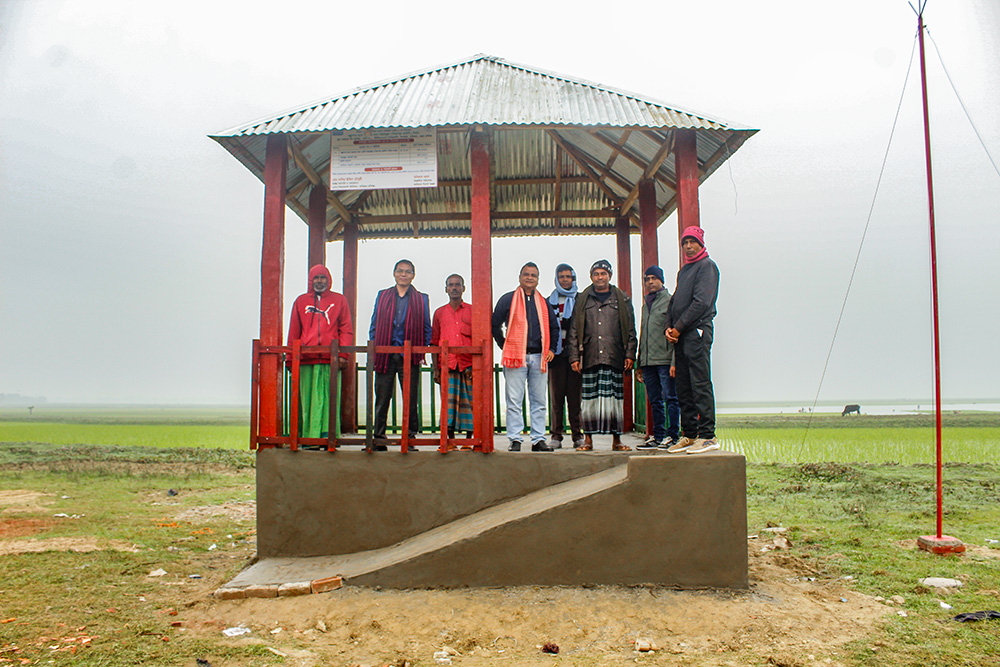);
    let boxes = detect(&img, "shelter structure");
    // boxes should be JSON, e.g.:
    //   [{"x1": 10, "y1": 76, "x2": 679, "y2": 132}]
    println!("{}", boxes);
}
[{"x1": 211, "y1": 54, "x2": 757, "y2": 452}]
